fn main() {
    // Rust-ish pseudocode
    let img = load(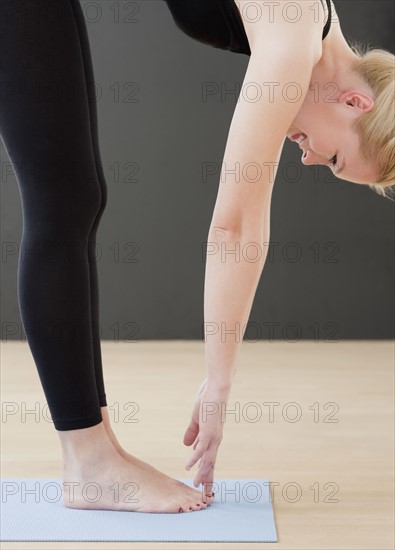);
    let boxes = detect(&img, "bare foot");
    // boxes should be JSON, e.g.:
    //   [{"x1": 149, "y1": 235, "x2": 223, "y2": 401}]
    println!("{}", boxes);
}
[
  {"x1": 59, "y1": 419, "x2": 210, "y2": 513},
  {"x1": 100, "y1": 407, "x2": 215, "y2": 505},
  {"x1": 62, "y1": 441, "x2": 209, "y2": 513}
]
